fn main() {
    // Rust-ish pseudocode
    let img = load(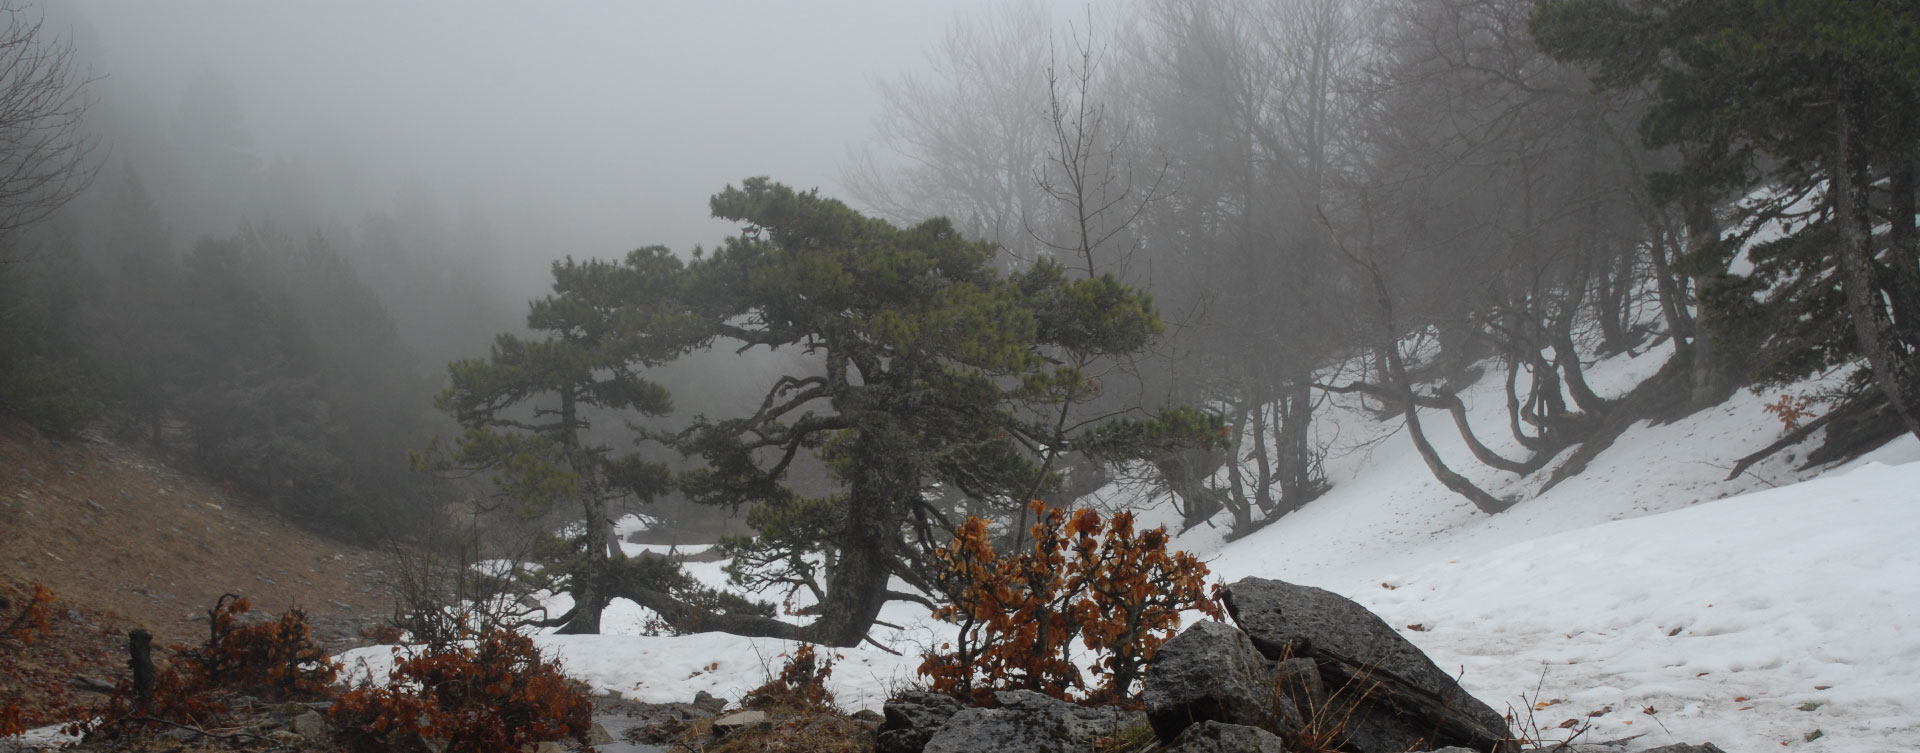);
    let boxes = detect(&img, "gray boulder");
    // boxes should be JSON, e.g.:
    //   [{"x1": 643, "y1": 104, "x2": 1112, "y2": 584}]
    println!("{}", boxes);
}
[
  {"x1": 1166, "y1": 721, "x2": 1290, "y2": 752},
  {"x1": 876, "y1": 691, "x2": 966, "y2": 753},
  {"x1": 1275, "y1": 657, "x2": 1328, "y2": 730},
  {"x1": 1222, "y1": 577, "x2": 1515, "y2": 753},
  {"x1": 1143, "y1": 619, "x2": 1300, "y2": 742},
  {"x1": 922, "y1": 690, "x2": 1145, "y2": 753}
]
